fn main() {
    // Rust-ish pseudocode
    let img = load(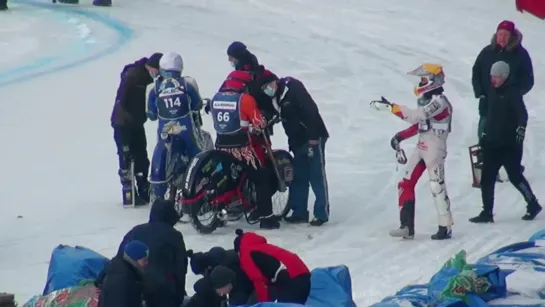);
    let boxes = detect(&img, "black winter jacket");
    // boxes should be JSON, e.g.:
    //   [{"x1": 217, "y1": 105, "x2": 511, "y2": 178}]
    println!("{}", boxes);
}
[
  {"x1": 184, "y1": 277, "x2": 227, "y2": 307},
  {"x1": 97, "y1": 257, "x2": 145, "y2": 307},
  {"x1": 111, "y1": 58, "x2": 154, "y2": 127},
  {"x1": 275, "y1": 77, "x2": 329, "y2": 150},
  {"x1": 117, "y1": 200, "x2": 187, "y2": 307},
  {"x1": 484, "y1": 83, "x2": 528, "y2": 147},
  {"x1": 471, "y1": 30, "x2": 534, "y2": 116}
]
